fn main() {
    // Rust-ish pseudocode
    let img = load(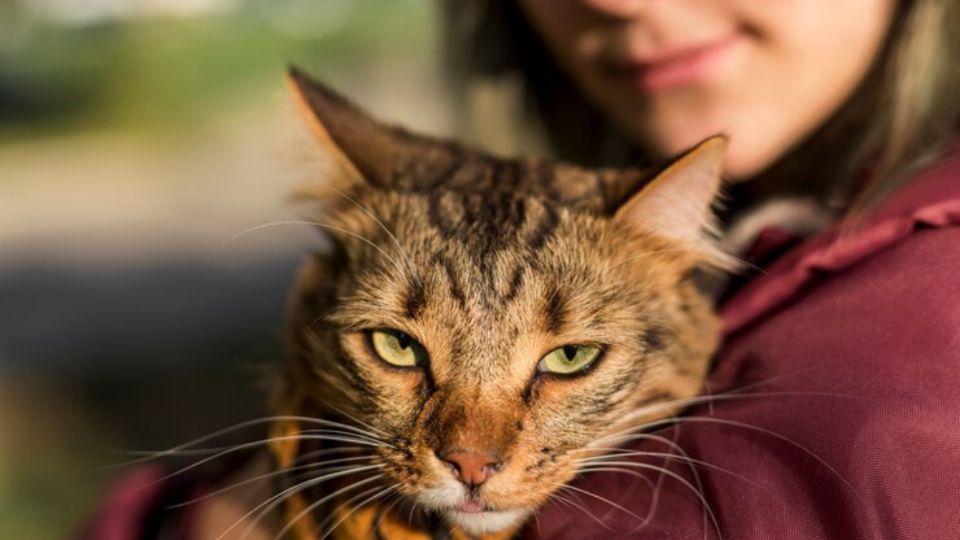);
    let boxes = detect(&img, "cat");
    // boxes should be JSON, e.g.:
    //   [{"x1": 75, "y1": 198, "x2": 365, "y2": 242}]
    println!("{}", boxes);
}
[{"x1": 264, "y1": 67, "x2": 734, "y2": 540}]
